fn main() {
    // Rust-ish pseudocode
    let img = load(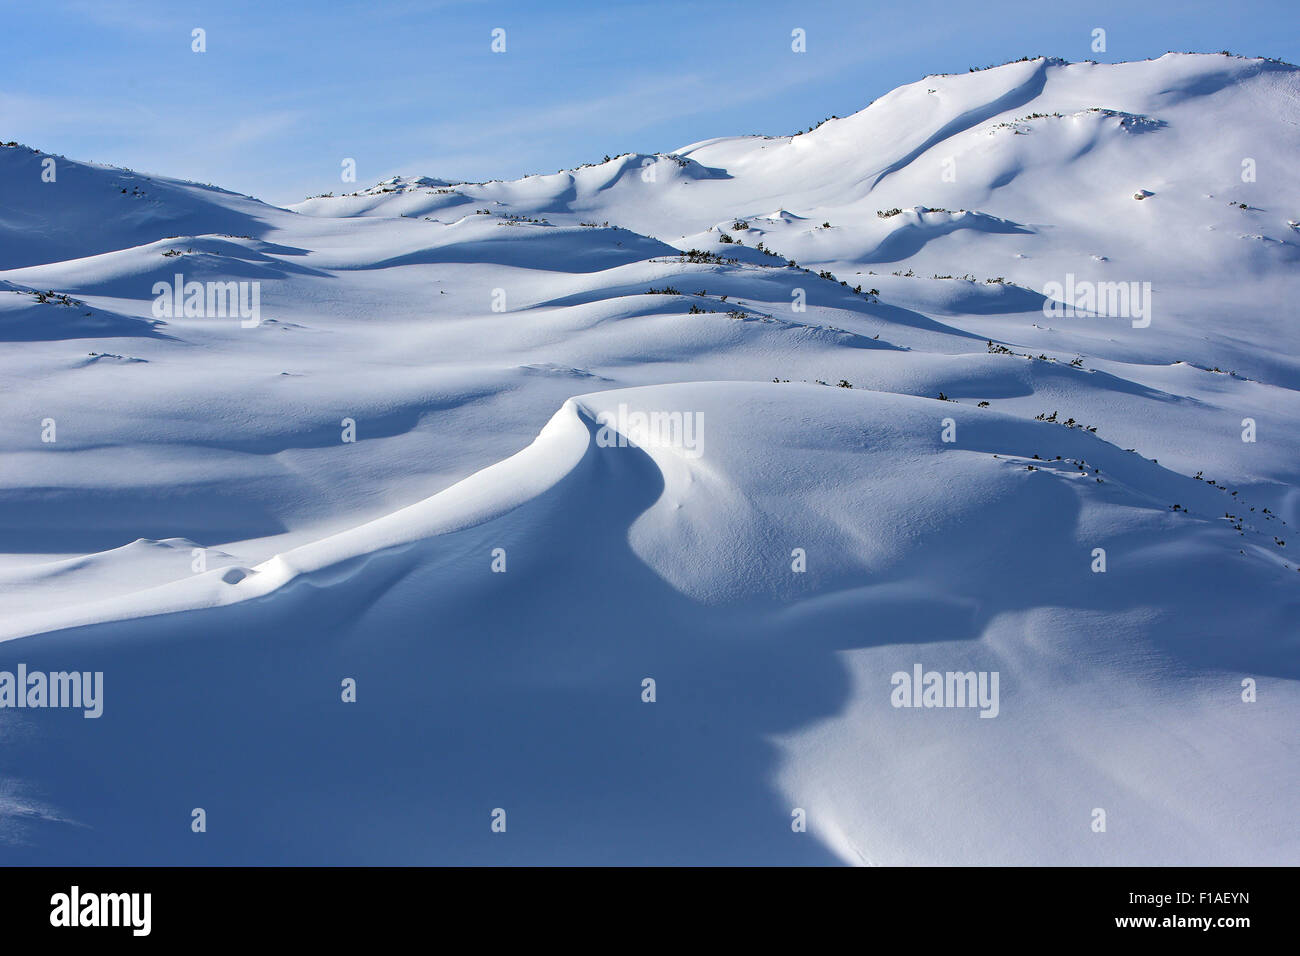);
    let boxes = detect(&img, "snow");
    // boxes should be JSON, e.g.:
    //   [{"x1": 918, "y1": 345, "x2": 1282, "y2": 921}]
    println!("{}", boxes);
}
[{"x1": 0, "y1": 53, "x2": 1297, "y2": 864}]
